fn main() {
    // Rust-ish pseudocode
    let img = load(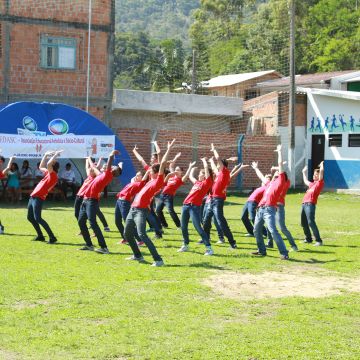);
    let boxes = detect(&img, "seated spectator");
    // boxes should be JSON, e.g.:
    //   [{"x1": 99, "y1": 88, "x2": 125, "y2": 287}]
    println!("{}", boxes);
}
[
  {"x1": 7, "y1": 162, "x2": 20, "y2": 203},
  {"x1": 59, "y1": 162, "x2": 77, "y2": 199},
  {"x1": 20, "y1": 160, "x2": 33, "y2": 189}
]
